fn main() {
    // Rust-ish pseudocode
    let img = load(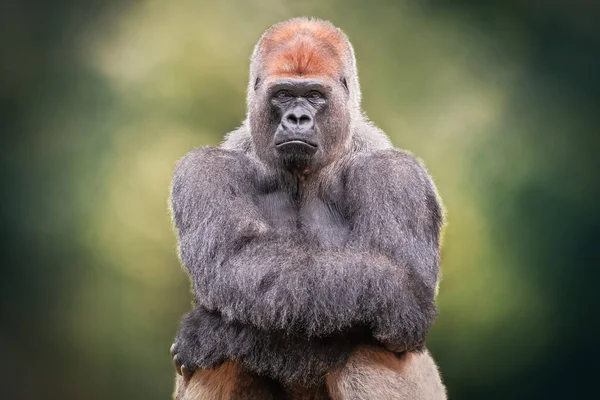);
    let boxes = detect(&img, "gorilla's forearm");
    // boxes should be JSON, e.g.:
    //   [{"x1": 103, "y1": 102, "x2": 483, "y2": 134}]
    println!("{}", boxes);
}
[
  {"x1": 172, "y1": 306, "x2": 367, "y2": 385},
  {"x1": 180, "y1": 236, "x2": 436, "y2": 350}
]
